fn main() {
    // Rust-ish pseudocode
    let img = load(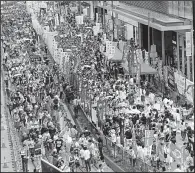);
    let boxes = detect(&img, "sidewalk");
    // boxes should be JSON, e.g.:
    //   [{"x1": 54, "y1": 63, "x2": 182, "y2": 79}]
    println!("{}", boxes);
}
[{"x1": 1, "y1": 75, "x2": 15, "y2": 172}]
